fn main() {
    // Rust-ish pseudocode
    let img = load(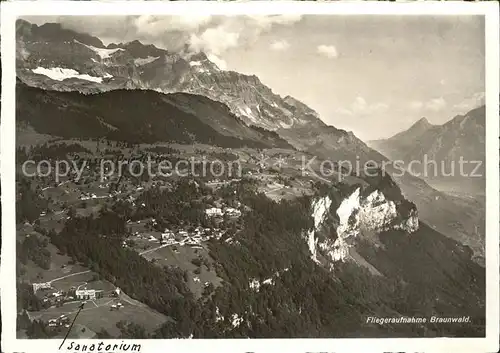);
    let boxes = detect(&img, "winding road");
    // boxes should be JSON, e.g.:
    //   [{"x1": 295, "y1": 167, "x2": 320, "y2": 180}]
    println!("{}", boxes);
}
[{"x1": 49, "y1": 270, "x2": 91, "y2": 284}]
